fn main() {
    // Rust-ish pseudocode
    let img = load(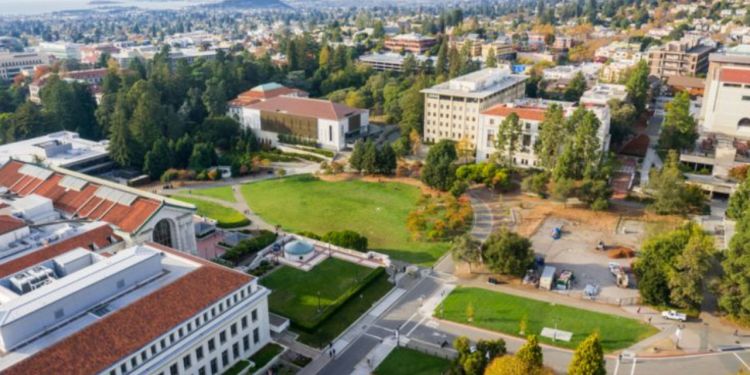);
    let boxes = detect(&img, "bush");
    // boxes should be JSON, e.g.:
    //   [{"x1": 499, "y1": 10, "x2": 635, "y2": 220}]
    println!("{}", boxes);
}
[
  {"x1": 521, "y1": 173, "x2": 549, "y2": 197},
  {"x1": 450, "y1": 180, "x2": 469, "y2": 197},
  {"x1": 161, "y1": 169, "x2": 179, "y2": 183},
  {"x1": 322, "y1": 230, "x2": 368, "y2": 251},
  {"x1": 297, "y1": 231, "x2": 322, "y2": 240},
  {"x1": 223, "y1": 230, "x2": 278, "y2": 263}
]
